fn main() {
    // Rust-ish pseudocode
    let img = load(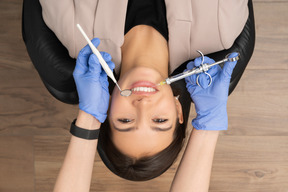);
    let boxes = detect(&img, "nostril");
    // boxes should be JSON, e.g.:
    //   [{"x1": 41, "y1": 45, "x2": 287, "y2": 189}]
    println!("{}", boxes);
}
[{"x1": 133, "y1": 97, "x2": 146, "y2": 103}]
